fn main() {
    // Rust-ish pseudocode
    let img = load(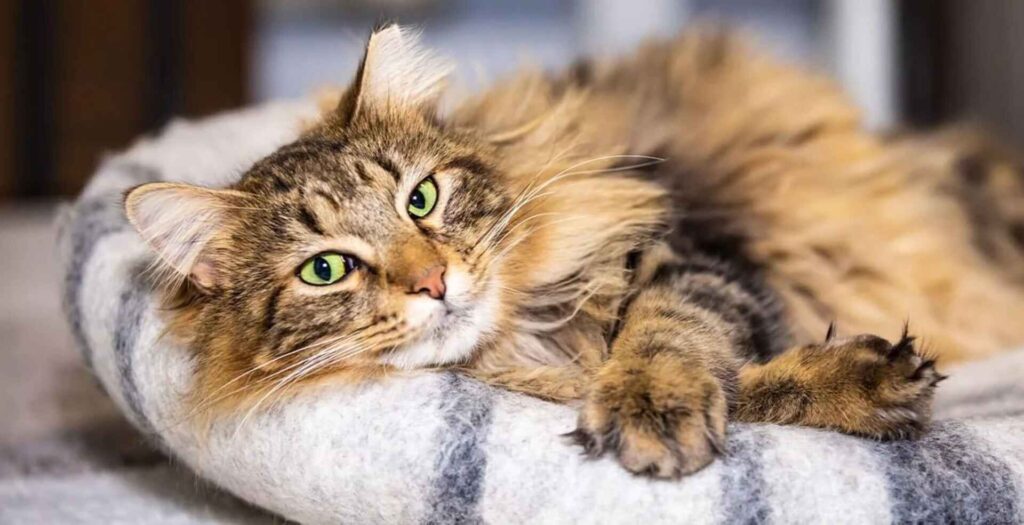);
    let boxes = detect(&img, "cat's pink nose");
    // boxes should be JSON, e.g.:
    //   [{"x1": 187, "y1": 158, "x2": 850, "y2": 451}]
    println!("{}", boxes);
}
[{"x1": 412, "y1": 265, "x2": 446, "y2": 300}]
